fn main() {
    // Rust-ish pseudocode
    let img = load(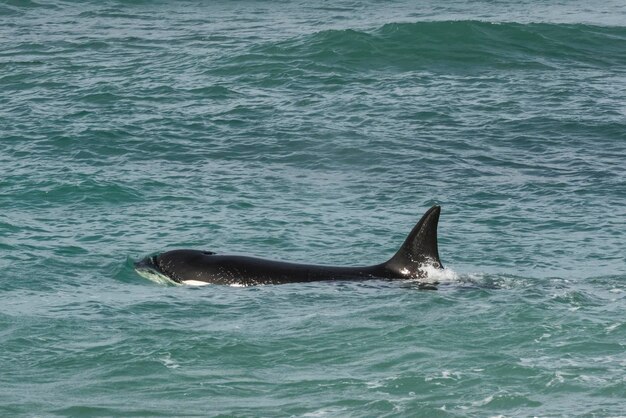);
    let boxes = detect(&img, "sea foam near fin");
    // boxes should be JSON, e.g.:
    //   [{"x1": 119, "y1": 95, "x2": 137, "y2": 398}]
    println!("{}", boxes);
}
[{"x1": 417, "y1": 263, "x2": 459, "y2": 284}]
